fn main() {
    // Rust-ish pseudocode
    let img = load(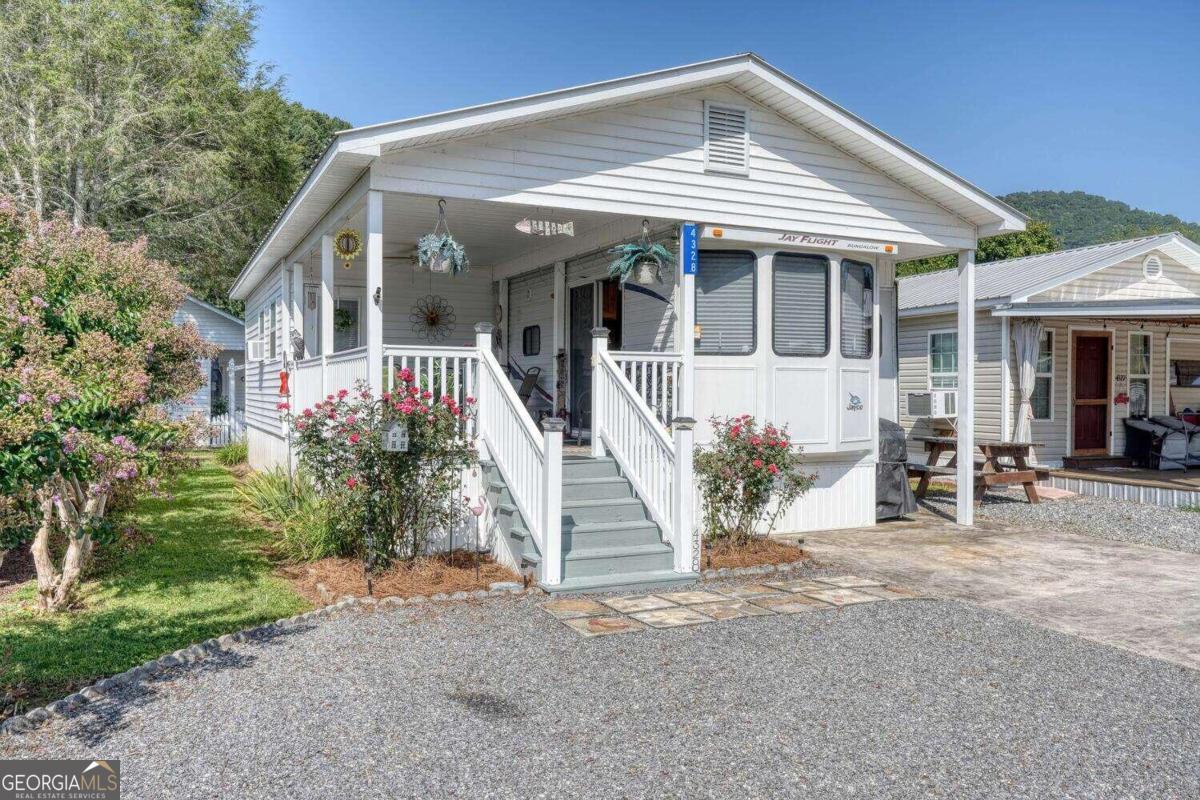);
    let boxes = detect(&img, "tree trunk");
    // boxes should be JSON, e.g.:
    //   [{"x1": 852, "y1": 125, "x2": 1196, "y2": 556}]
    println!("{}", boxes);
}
[{"x1": 30, "y1": 477, "x2": 105, "y2": 612}]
